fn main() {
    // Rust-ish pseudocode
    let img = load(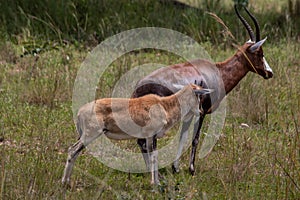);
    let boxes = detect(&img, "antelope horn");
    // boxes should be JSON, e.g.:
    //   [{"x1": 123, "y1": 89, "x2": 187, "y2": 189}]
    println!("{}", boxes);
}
[
  {"x1": 199, "y1": 80, "x2": 203, "y2": 87},
  {"x1": 234, "y1": 5, "x2": 255, "y2": 42},
  {"x1": 243, "y1": 6, "x2": 260, "y2": 41}
]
